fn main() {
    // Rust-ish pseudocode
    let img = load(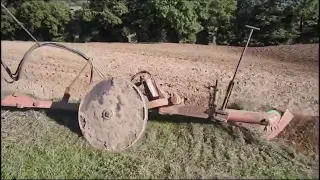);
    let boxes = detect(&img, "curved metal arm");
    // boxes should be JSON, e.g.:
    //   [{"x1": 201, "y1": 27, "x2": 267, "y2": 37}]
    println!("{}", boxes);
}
[{"x1": 1, "y1": 42, "x2": 94, "y2": 83}]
